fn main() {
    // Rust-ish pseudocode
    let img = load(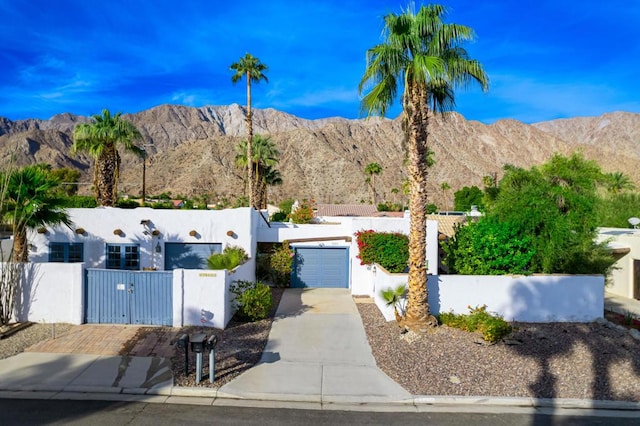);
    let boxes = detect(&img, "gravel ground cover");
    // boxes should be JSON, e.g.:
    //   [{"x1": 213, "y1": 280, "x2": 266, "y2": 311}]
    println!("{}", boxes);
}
[
  {"x1": 357, "y1": 303, "x2": 640, "y2": 402},
  {"x1": 2, "y1": 292, "x2": 640, "y2": 402}
]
